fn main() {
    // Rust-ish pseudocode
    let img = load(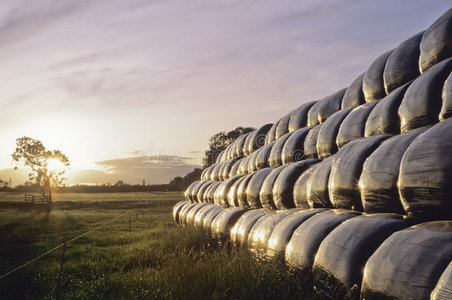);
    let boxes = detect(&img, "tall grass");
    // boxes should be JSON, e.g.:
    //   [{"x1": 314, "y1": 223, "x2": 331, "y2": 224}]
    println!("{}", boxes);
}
[{"x1": 0, "y1": 192, "x2": 311, "y2": 299}]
